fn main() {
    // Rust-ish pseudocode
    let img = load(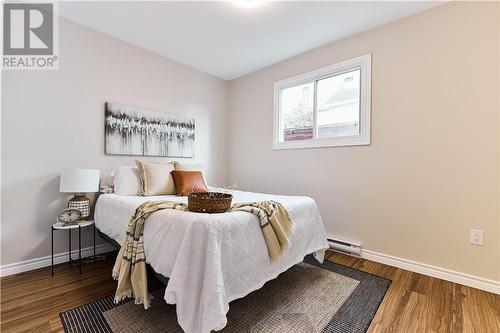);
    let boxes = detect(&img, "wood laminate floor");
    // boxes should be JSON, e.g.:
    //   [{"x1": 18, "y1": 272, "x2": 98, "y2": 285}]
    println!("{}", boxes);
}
[{"x1": 1, "y1": 250, "x2": 499, "y2": 333}]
